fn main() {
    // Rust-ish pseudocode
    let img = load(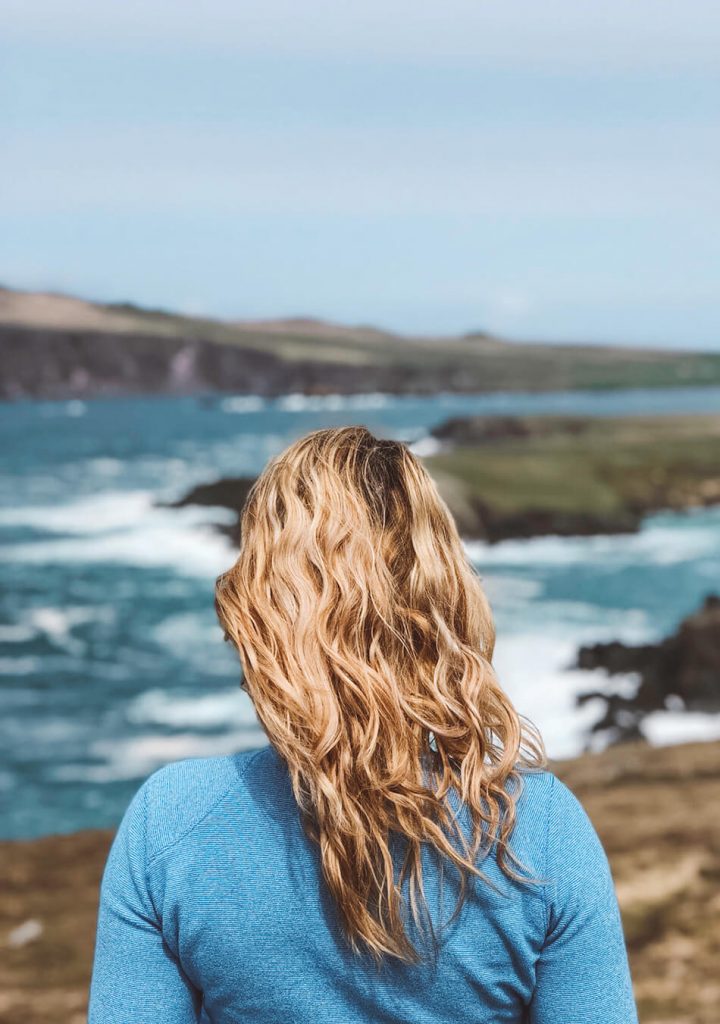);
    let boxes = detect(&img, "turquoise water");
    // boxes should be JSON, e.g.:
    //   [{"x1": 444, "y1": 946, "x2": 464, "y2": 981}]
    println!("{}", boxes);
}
[{"x1": 1, "y1": 386, "x2": 719, "y2": 839}]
